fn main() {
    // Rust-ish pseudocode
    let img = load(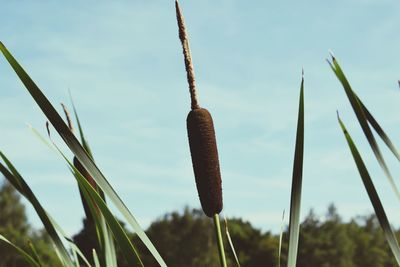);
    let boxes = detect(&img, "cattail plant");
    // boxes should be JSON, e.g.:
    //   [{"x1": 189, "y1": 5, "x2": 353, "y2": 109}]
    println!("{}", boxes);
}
[
  {"x1": 175, "y1": 0, "x2": 223, "y2": 219},
  {"x1": 175, "y1": 1, "x2": 226, "y2": 266},
  {"x1": 61, "y1": 103, "x2": 99, "y2": 221}
]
